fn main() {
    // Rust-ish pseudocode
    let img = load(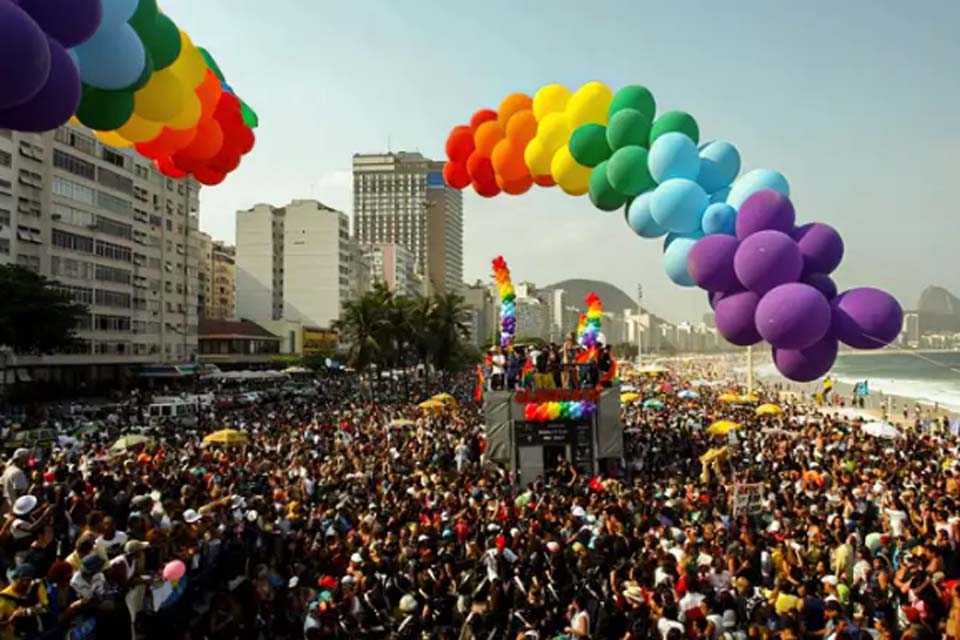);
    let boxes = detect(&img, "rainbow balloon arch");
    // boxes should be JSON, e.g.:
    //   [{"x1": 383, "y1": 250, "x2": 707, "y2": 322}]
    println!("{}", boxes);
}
[
  {"x1": 445, "y1": 82, "x2": 903, "y2": 382},
  {"x1": 492, "y1": 256, "x2": 516, "y2": 350},
  {"x1": 0, "y1": 0, "x2": 257, "y2": 186}
]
